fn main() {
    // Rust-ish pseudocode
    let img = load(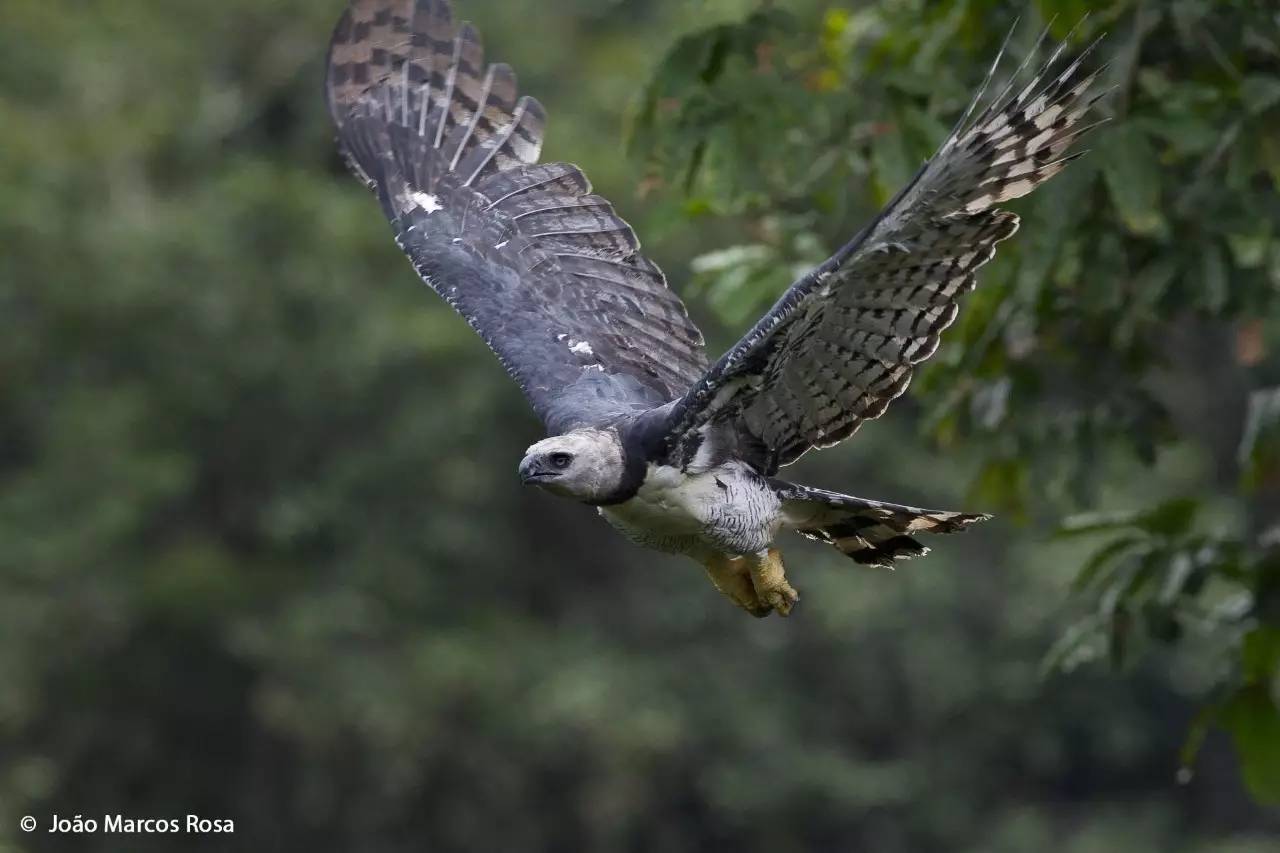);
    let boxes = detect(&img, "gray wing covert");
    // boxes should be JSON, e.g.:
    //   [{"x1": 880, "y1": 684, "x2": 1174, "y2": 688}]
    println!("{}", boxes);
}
[{"x1": 327, "y1": 0, "x2": 708, "y2": 433}]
